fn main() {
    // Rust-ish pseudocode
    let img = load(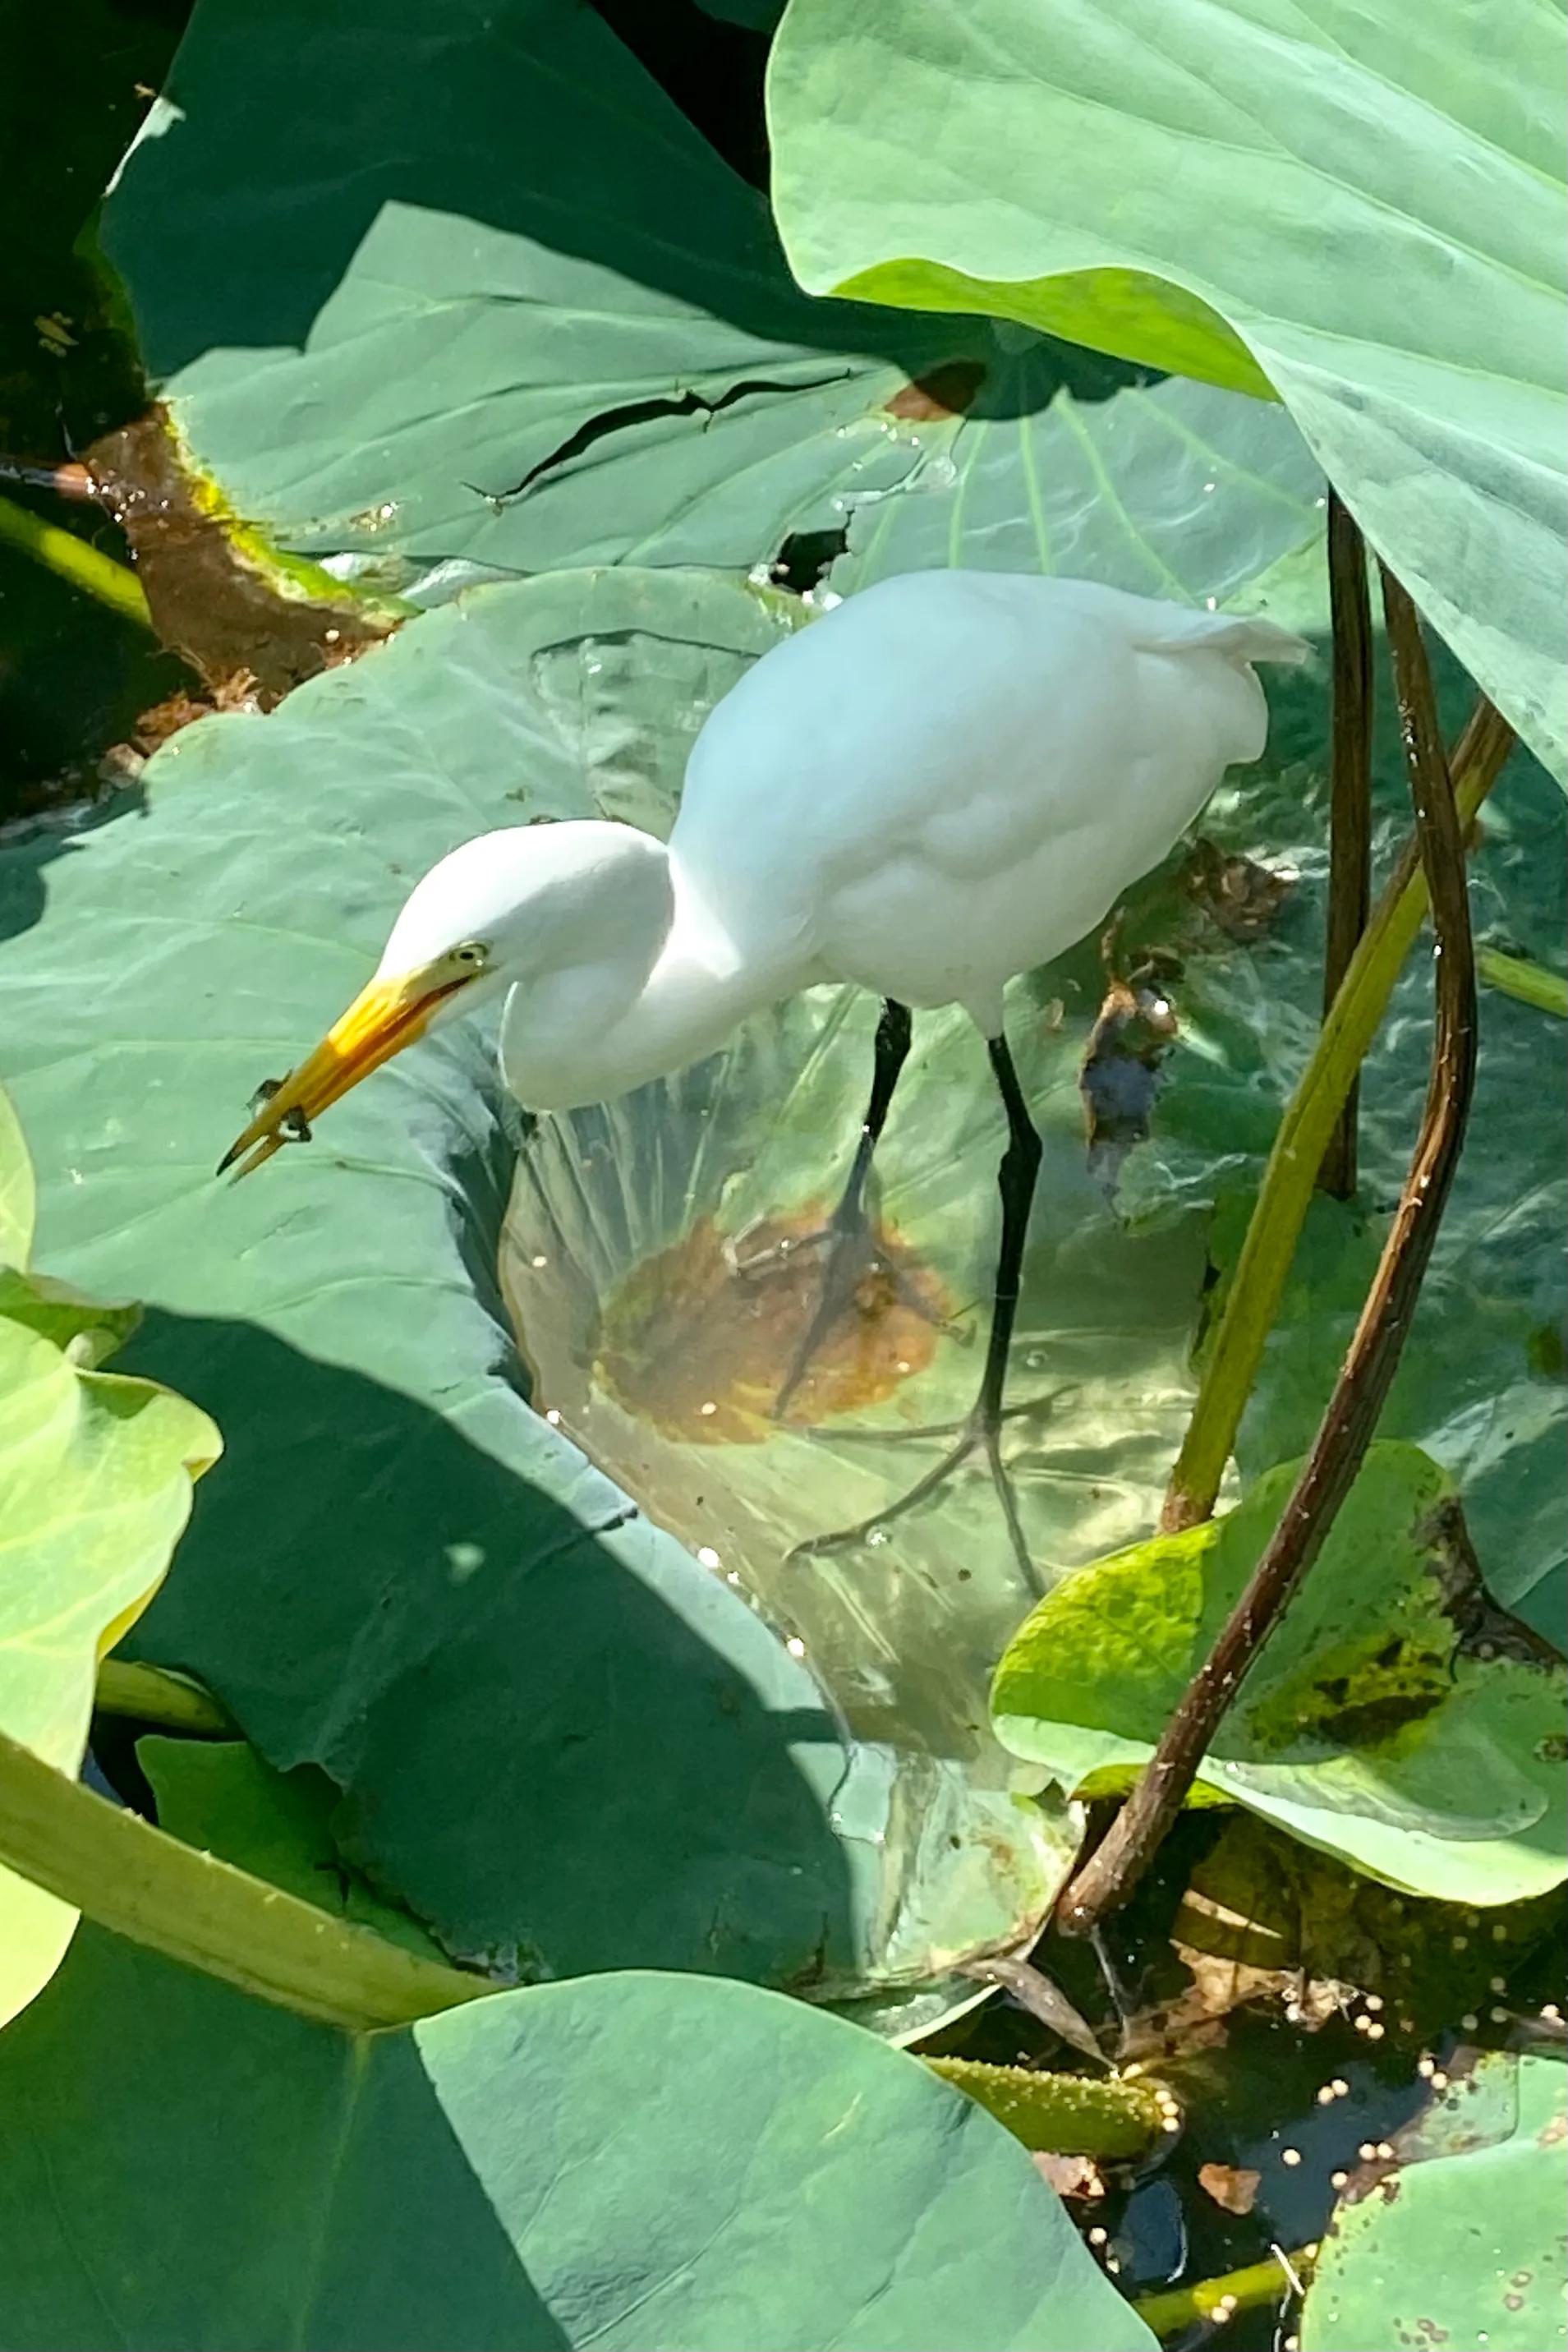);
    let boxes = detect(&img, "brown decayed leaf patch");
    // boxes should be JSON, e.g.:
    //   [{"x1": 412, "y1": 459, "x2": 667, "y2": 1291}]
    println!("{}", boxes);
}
[{"x1": 594, "y1": 1207, "x2": 950, "y2": 1443}]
